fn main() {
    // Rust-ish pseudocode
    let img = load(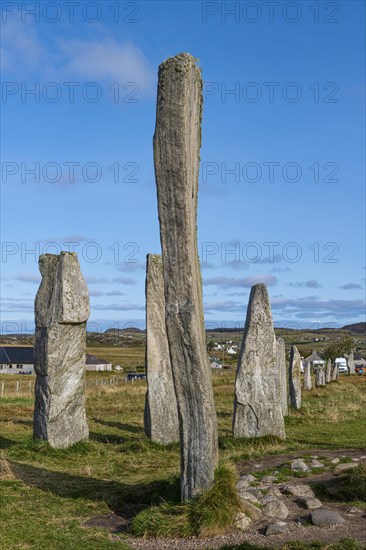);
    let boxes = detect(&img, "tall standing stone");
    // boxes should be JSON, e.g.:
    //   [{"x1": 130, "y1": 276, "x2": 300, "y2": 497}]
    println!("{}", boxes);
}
[
  {"x1": 325, "y1": 358, "x2": 332, "y2": 383},
  {"x1": 233, "y1": 284, "x2": 285, "y2": 439},
  {"x1": 289, "y1": 345, "x2": 302, "y2": 410},
  {"x1": 315, "y1": 366, "x2": 325, "y2": 387},
  {"x1": 348, "y1": 352, "x2": 355, "y2": 374},
  {"x1": 154, "y1": 53, "x2": 218, "y2": 500},
  {"x1": 332, "y1": 363, "x2": 339, "y2": 381},
  {"x1": 144, "y1": 254, "x2": 179, "y2": 445},
  {"x1": 304, "y1": 361, "x2": 312, "y2": 390},
  {"x1": 277, "y1": 338, "x2": 288, "y2": 416},
  {"x1": 33, "y1": 252, "x2": 89, "y2": 449}
]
